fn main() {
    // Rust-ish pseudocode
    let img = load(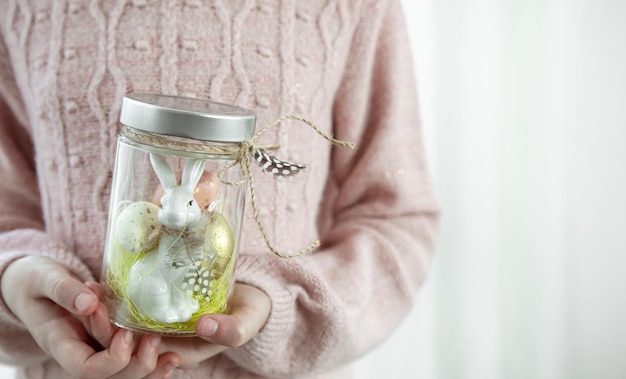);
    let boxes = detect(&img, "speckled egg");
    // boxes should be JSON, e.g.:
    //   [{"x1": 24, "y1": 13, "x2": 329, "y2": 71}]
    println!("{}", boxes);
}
[{"x1": 114, "y1": 201, "x2": 162, "y2": 254}]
